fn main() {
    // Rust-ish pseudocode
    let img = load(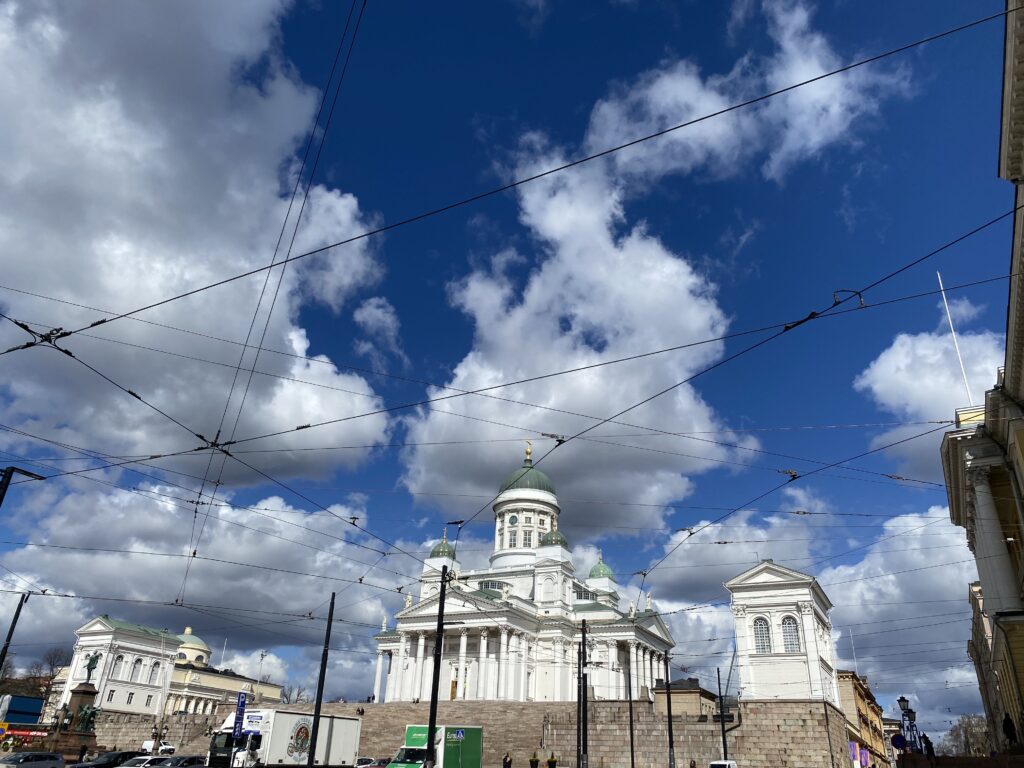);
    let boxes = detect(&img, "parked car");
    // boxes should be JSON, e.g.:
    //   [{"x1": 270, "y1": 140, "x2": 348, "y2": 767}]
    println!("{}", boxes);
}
[
  {"x1": 121, "y1": 759, "x2": 168, "y2": 768},
  {"x1": 0, "y1": 753, "x2": 64, "y2": 768},
  {"x1": 139, "y1": 743, "x2": 174, "y2": 757},
  {"x1": 356, "y1": 759, "x2": 375, "y2": 768},
  {"x1": 75, "y1": 752, "x2": 143, "y2": 768},
  {"x1": 159, "y1": 758, "x2": 204, "y2": 768},
  {"x1": 369, "y1": 759, "x2": 391, "y2": 768}
]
